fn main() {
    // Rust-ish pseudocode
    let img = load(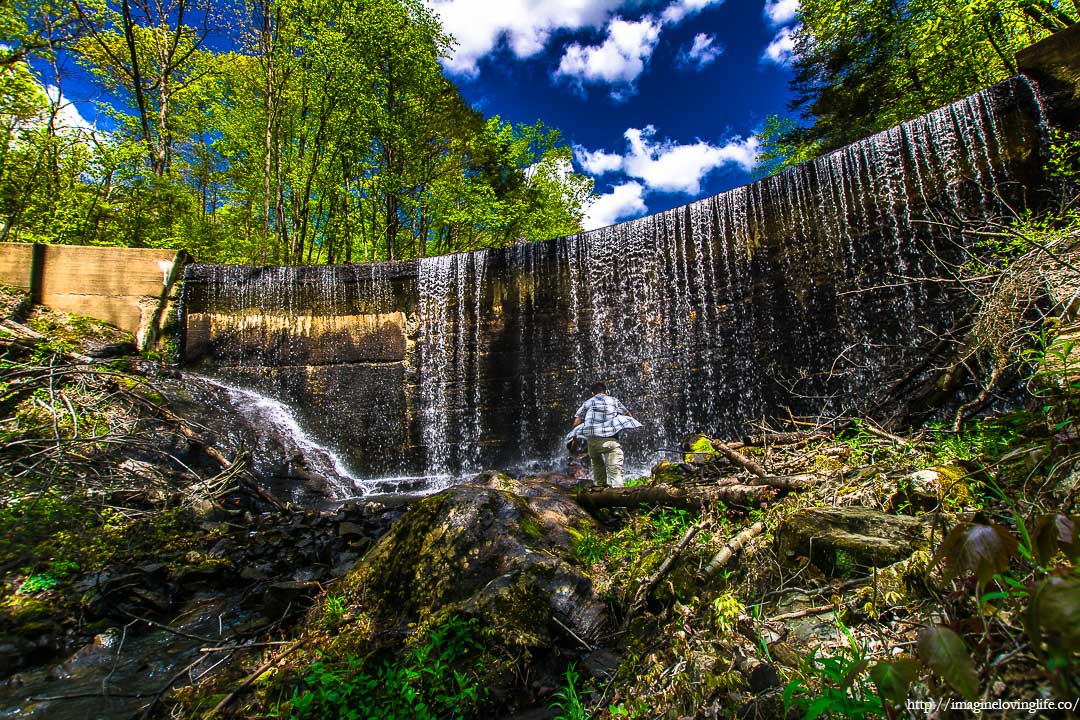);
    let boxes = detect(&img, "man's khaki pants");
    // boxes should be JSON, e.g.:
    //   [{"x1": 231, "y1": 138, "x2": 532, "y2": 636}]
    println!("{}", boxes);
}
[{"x1": 586, "y1": 436, "x2": 623, "y2": 487}]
